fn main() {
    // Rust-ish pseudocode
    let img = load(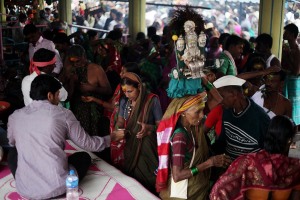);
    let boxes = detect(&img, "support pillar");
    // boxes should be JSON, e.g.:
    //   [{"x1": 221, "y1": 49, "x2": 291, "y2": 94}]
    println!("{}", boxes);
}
[
  {"x1": 0, "y1": 0, "x2": 5, "y2": 63},
  {"x1": 58, "y1": 0, "x2": 72, "y2": 34},
  {"x1": 0, "y1": 0, "x2": 6, "y2": 23},
  {"x1": 259, "y1": 0, "x2": 285, "y2": 59},
  {"x1": 129, "y1": 0, "x2": 146, "y2": 41},
  {"x1": 39, "y1": 0, "x2": 45, "y2": 10}
]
